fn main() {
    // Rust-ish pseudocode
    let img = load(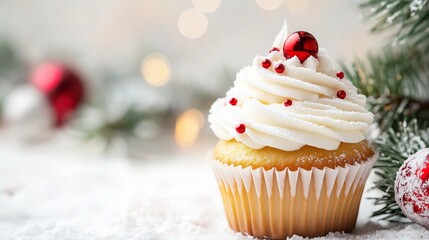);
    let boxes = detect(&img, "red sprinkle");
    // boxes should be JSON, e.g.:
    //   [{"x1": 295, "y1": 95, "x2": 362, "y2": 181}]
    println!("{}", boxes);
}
[
  {"x1": 336, "y1": 71, "x2": 344, "y2": 79},
  {"x1": 284, "y1": 99, "x2": 293, "y2": 107},
  {"x1": 269, "y1": 47, "x2": 280, "y2": 53},
  {"x1": 275, "y1": 63, "x2": 285, "y2": 73},
  {"x1": 229, "y1": 98, "x2": 238, "y2": 106},
  {"x1": 337, "y1": 90, "x2": 346, "y2": 99},
  {"x1": 236, "y1": 124, "x2": 246, "y2": 134},
  {"x1": 262, "y1": 59, "x2": 271, "y2": 69}
]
